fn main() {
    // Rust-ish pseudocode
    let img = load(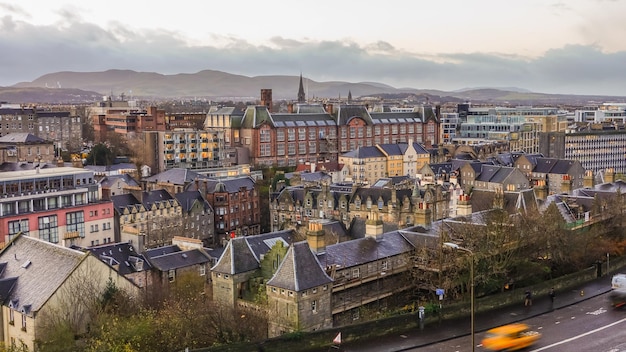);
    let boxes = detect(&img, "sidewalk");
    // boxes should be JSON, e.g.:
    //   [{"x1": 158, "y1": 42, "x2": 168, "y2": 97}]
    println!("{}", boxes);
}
[{"x1": 339, "y1": 272, "x2": 615, "y2": 352}]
